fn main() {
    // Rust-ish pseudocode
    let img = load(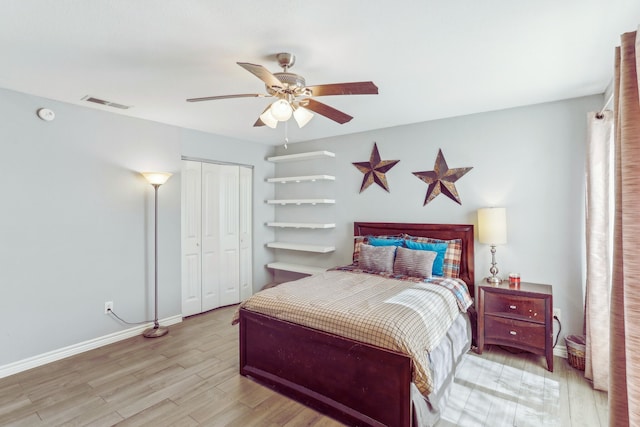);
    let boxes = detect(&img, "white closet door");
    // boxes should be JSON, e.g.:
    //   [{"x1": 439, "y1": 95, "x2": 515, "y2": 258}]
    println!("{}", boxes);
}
[
  {"x1": 201, "y1": 163, "x2": 223, "y2": 312},
  {"x1": 181, "y1": 161, "x2": 203, "y2": 317},
  {"x1": 239, "y1": 166, "x2": 253, "y2": 301},
  {"x1": 218, "y1": 165, "x2": 241, "y2": 306},
  {"x1": 181, "y1": 161, "x2": 250, "y2": 316}
]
